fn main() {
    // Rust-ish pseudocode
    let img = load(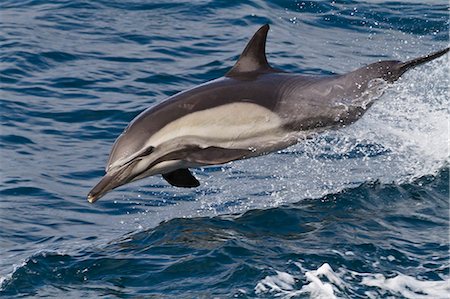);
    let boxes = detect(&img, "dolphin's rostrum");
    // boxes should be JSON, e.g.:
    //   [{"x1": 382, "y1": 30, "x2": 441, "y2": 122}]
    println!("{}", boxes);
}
[{"x1": 87, "y1": 24, "x2": 449, "y2": 203}]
